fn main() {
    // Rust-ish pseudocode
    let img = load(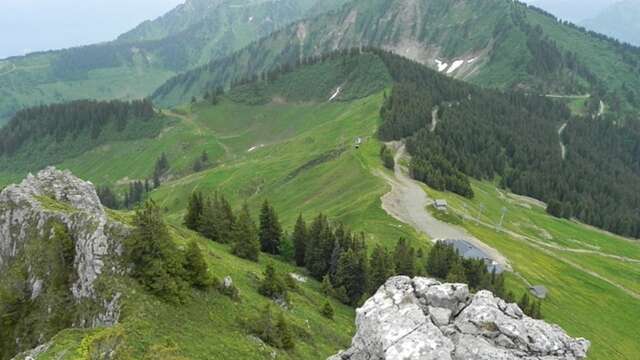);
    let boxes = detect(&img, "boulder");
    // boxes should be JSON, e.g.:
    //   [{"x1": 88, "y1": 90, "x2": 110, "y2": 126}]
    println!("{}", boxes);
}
[{"x1": 329, "y1": 276, "x2": 590, "y2": 360}]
